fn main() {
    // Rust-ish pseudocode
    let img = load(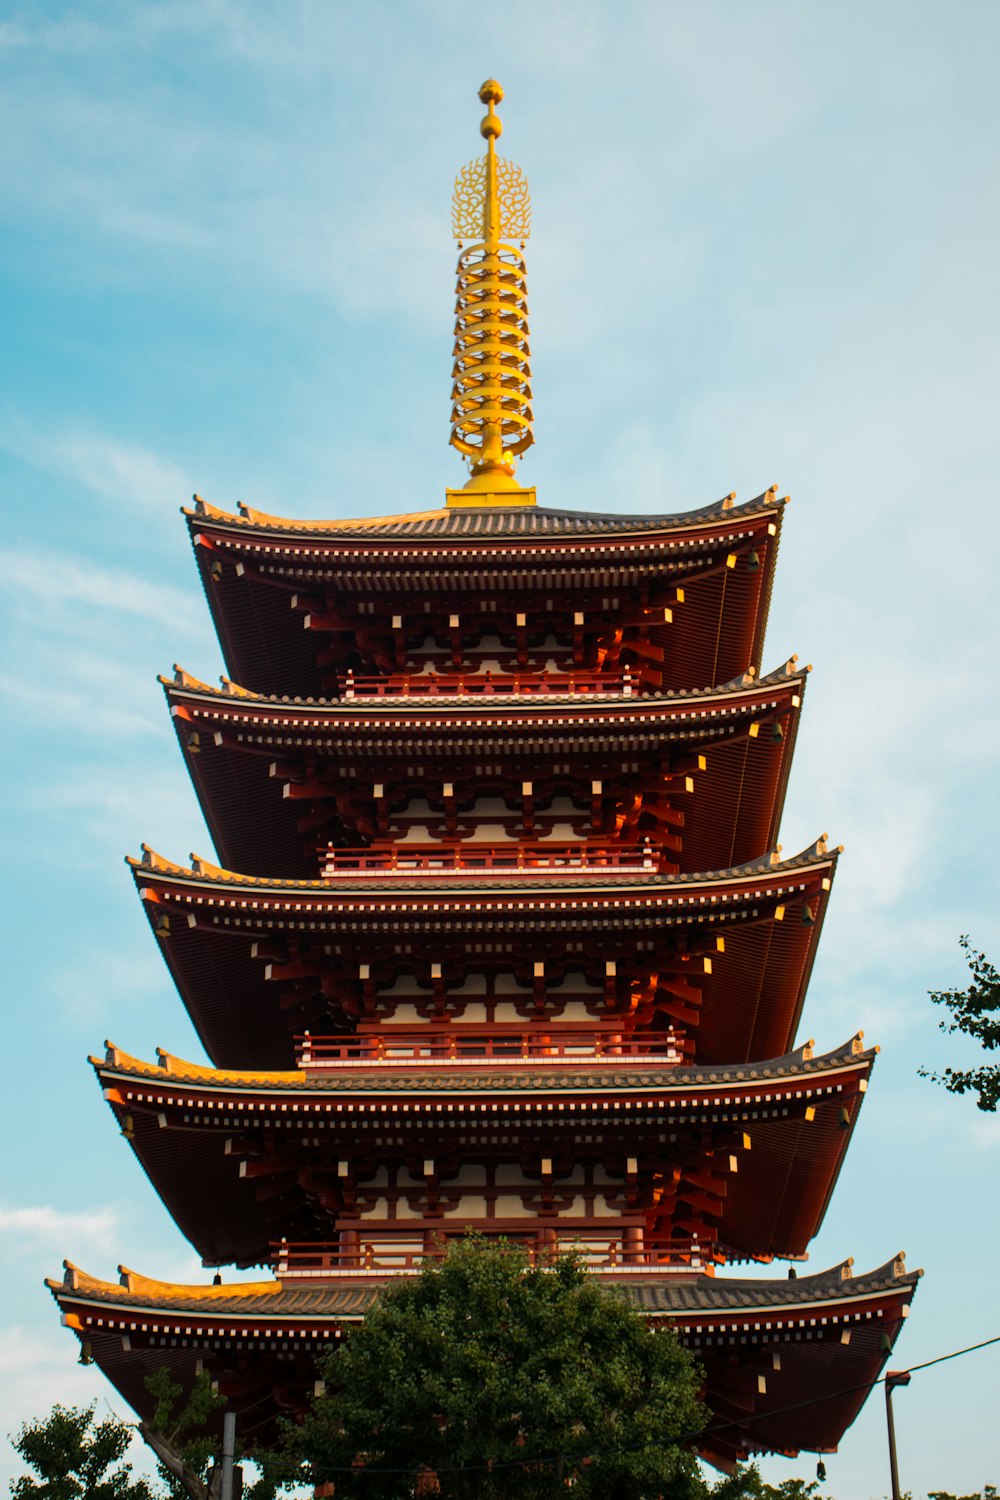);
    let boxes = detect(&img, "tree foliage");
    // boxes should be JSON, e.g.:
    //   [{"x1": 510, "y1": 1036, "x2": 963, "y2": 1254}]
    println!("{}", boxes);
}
[
  {"x1": 927, "y1": 1489, "x2": 998, "y2": 1500},
  {"x1": 922, "y1": 938, "x2": 1000, "y2": 1111},
  {"x1": 294, "y1": 1237, "x2": 706, "y2": 1499},
  {"x1": 139, "y1": 1369, "x2": 288, "y2": 1500},
  {"x1": 139, "y1": 1368, "x2": 225, "y2": 1499},
  {"x1": 8, "y1": 1381, "x2": 289, "y2": 1500},
  {"x1": 700, "y1": 1468, "x2": 822, "y2": 1498},
  {"x1": 9, "y1": 1403, "x2": 158, "y2": 1500}
]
